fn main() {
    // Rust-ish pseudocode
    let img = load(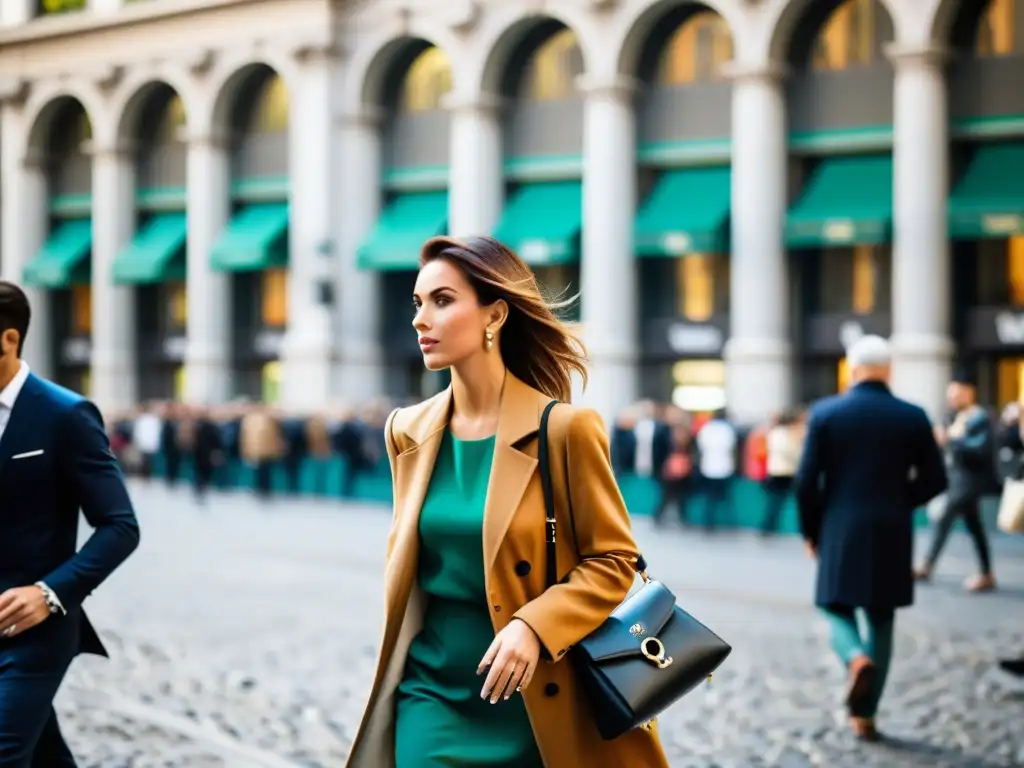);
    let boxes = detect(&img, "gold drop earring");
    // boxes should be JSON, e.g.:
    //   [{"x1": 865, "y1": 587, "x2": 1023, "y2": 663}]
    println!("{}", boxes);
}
[{"x1": 484, "y1": 329, "x2": 495, "y2": 351}]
